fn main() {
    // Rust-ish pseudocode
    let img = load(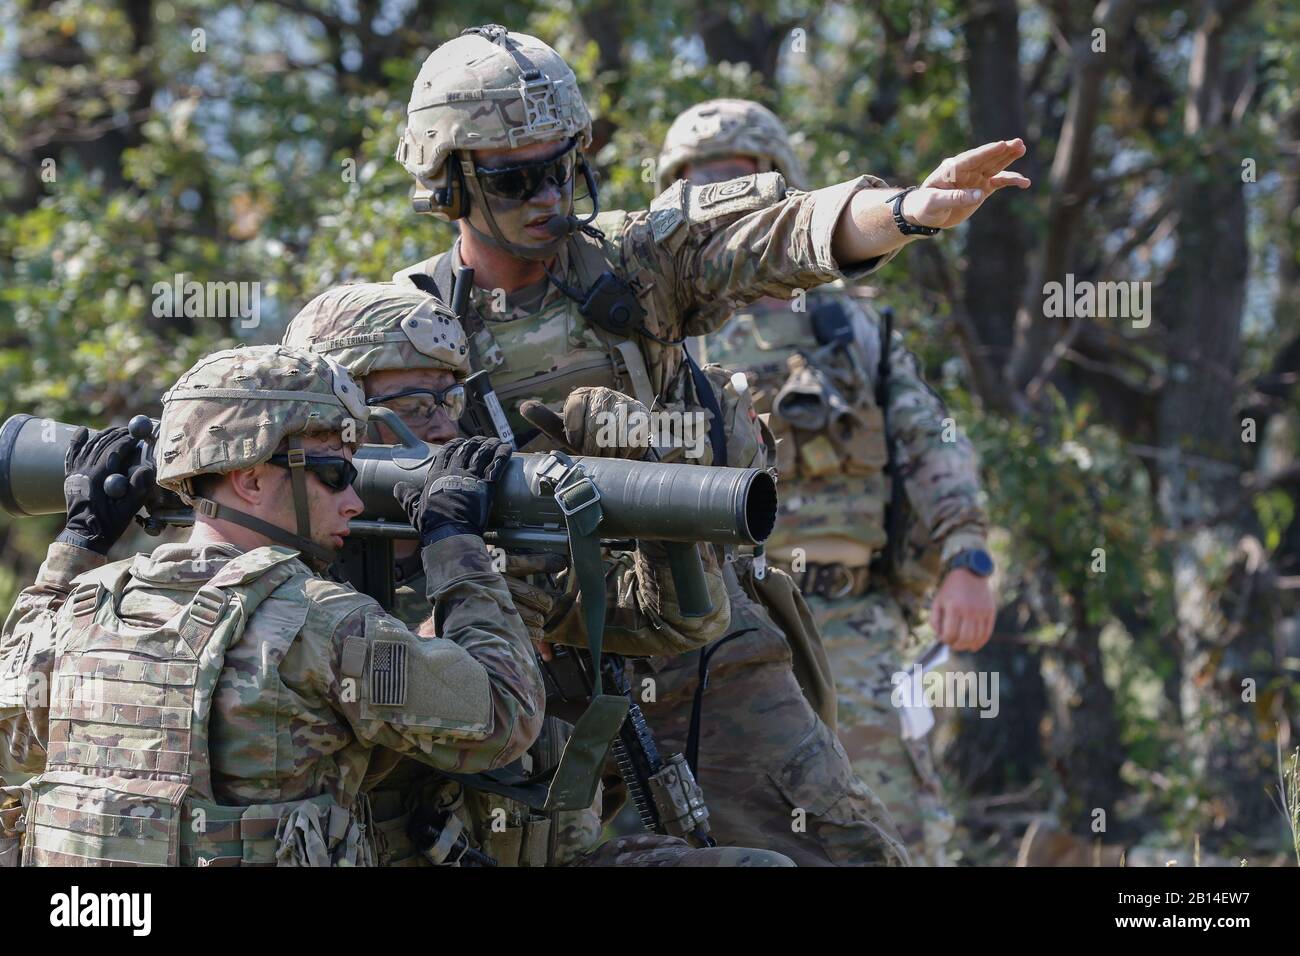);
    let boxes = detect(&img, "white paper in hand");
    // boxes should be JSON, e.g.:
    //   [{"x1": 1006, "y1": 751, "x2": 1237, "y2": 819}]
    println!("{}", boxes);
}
[{"x1": 897, "y1": 643, "x2": 949, "y2": 741}]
